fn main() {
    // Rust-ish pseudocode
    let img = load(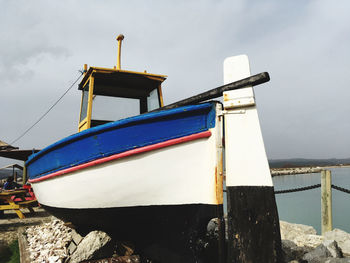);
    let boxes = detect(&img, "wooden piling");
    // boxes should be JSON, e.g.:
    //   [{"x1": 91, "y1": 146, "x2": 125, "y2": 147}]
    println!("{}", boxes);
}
[
  {"x1": 223, "y1": 55, "x2": 282, "y2": 262},
  {"x1": 321, "y1": 170, "x2": 333, "y2": 235},
  {"x1": 23, "y1": 165, "x2": 27, "y2": 184}
]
